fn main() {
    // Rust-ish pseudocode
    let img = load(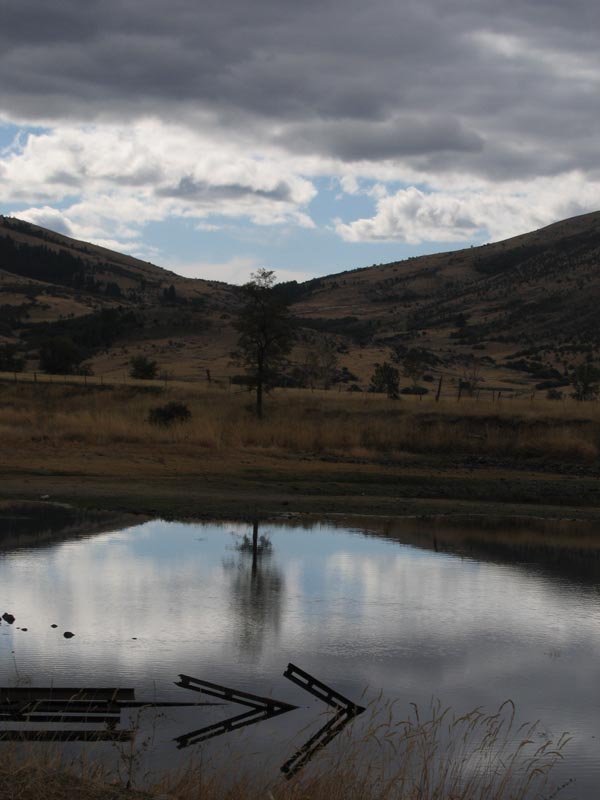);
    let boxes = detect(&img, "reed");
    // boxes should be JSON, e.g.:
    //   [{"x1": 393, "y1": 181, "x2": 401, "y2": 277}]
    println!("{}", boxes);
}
[{"x1": 0, "y1": 700, "x2": 571, "y2": 800}]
